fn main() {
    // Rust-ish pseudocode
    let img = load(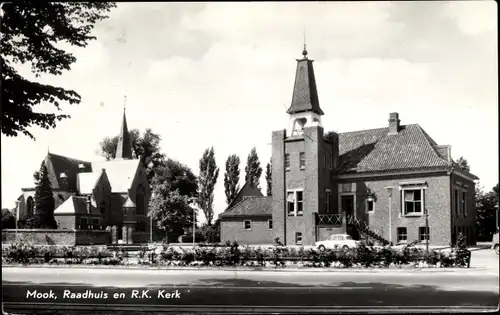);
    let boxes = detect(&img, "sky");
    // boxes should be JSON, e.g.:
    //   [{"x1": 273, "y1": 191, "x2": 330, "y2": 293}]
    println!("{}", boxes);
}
[{"x1": 1, "y1": 1, "x2": 498, "y2": 223}]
